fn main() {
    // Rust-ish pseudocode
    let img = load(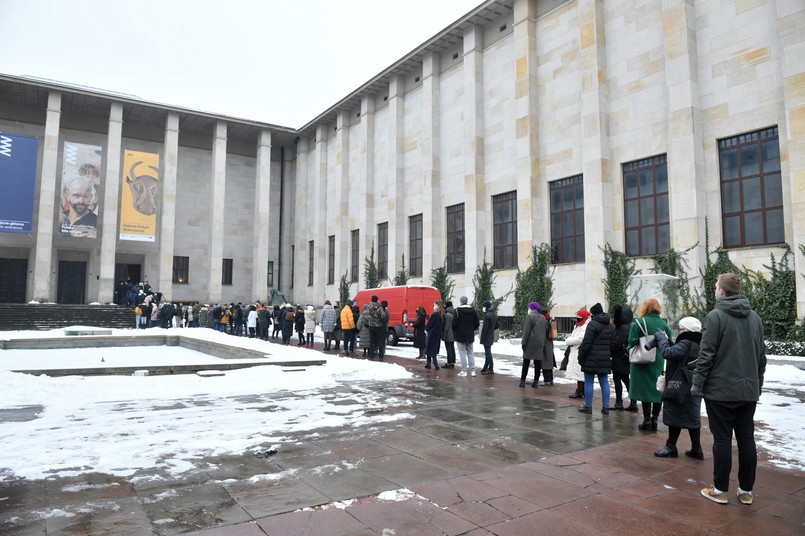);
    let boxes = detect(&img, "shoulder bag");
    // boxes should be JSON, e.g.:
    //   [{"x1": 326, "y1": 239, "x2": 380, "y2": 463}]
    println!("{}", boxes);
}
[{"x1": 628, "y1": 318, "x2": 655, "y2": 364}]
